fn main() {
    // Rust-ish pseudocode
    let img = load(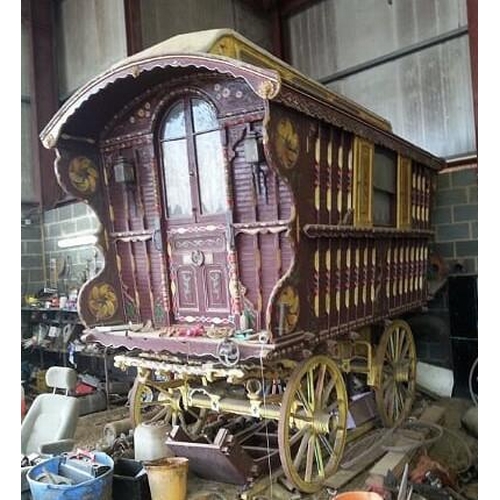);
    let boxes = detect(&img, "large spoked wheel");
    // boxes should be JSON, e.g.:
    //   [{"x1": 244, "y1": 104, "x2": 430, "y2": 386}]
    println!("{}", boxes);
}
[
  {"x1": 129, "y1": 373, "x2": 207, "y2": 437},
  {"x1": 375, "y1": 320, "x2": 417, "y2": 427},
  {"x1": 278, "y1": 355, "x2": 348, "y2": 493}
]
